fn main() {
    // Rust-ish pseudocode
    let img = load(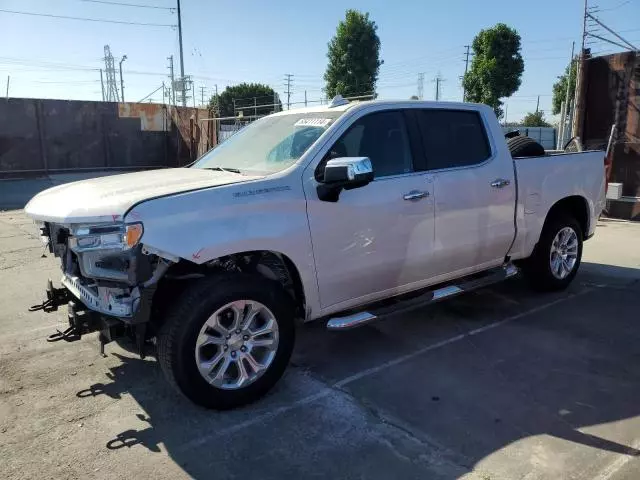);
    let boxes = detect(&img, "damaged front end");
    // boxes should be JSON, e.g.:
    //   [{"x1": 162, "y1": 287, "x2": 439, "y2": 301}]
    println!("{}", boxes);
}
[{"x1": 30, "y1": 221, "x2": 172, "y2": 357}]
